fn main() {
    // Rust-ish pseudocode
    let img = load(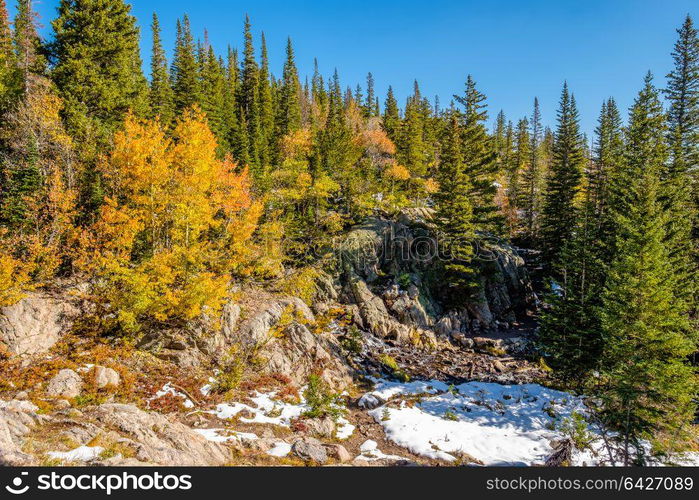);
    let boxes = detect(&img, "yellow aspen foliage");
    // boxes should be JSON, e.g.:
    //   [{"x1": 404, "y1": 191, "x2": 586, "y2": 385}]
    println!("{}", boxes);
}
[{"x1": 80, "y1": 108, "x2": 258, "y2": 333}]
